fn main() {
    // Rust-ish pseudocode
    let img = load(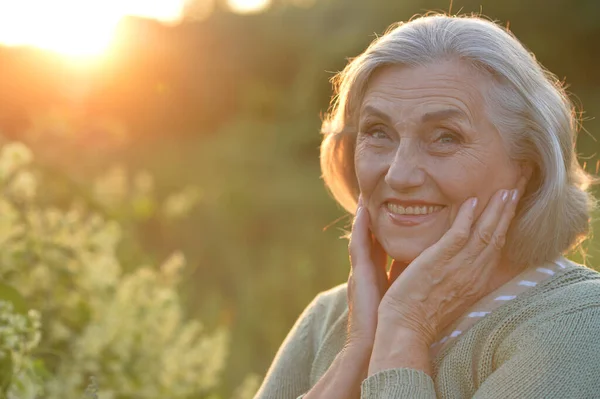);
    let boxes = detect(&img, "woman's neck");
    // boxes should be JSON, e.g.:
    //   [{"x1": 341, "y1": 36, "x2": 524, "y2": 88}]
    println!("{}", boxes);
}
[{"x1": 487, "y1": 256, "x2": 528, "y2": 293}]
